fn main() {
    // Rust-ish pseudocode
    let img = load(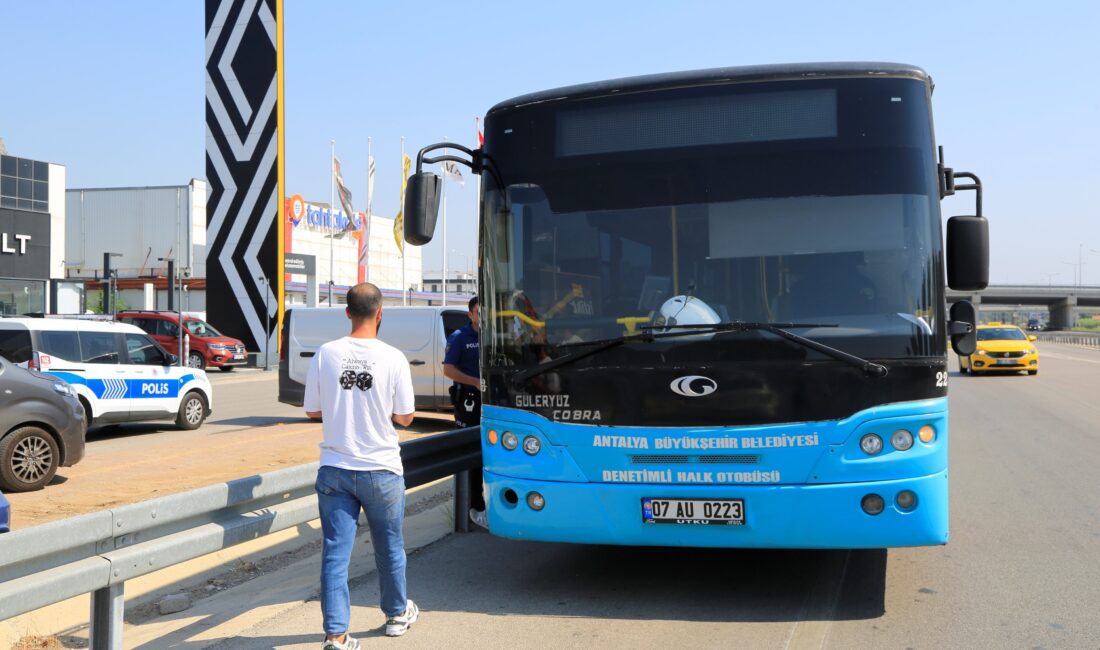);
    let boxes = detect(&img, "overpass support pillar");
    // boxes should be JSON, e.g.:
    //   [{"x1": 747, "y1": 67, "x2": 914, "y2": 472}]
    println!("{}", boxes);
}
[{"x1": 1051, "y1": 296, "x2": 1077, "y2": 330}]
